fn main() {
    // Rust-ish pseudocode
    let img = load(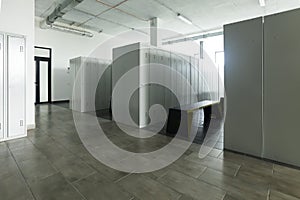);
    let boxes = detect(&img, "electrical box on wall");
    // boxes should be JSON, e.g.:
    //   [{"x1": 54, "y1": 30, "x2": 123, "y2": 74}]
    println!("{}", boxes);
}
[{"x1": 0, "y1": 32, "x2": 26, "y2": 142}]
